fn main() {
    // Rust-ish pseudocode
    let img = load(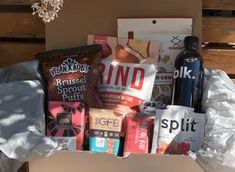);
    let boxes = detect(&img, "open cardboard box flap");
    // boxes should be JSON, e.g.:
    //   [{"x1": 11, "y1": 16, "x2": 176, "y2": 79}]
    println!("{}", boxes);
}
[
  {"x1": 28, "y1": 0, "x2": 204, "y2": 171},
  {"x1": 46, "y1": 0, "x2": 202, "y2": 50},
  {"x1": 29, "y1": 151, "x2": 204, "y2": 172}
]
